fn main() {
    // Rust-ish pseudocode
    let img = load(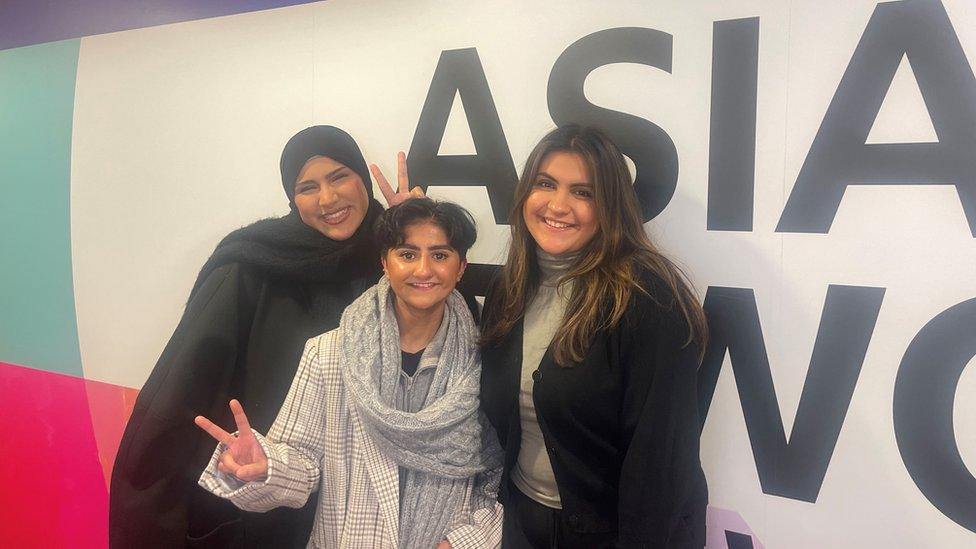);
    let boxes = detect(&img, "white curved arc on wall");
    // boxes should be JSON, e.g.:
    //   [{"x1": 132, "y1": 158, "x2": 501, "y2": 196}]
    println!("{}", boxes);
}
[{"x1": 67, "y1": 0, "x2": 976, "y2": 546}]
